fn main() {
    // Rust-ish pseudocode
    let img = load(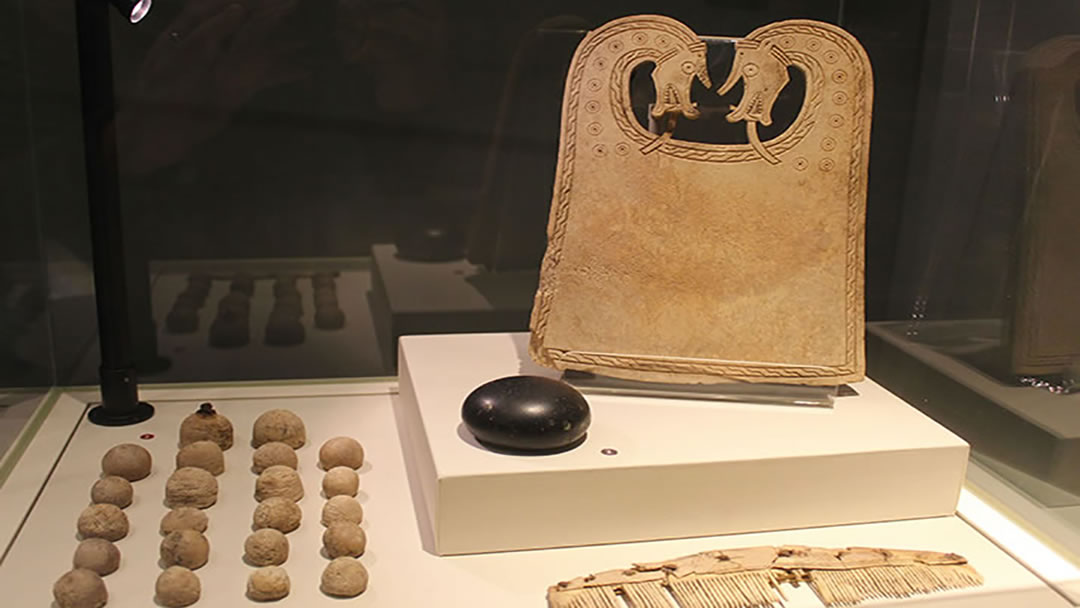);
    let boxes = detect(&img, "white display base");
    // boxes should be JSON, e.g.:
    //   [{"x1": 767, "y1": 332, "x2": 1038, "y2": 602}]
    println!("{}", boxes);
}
[
  {"x1": 0, "y1": 387, "x2": 1064, "y2": 607},
  {"x1": 398, "y1": 332, "x2": 971, "y2": 556}
]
